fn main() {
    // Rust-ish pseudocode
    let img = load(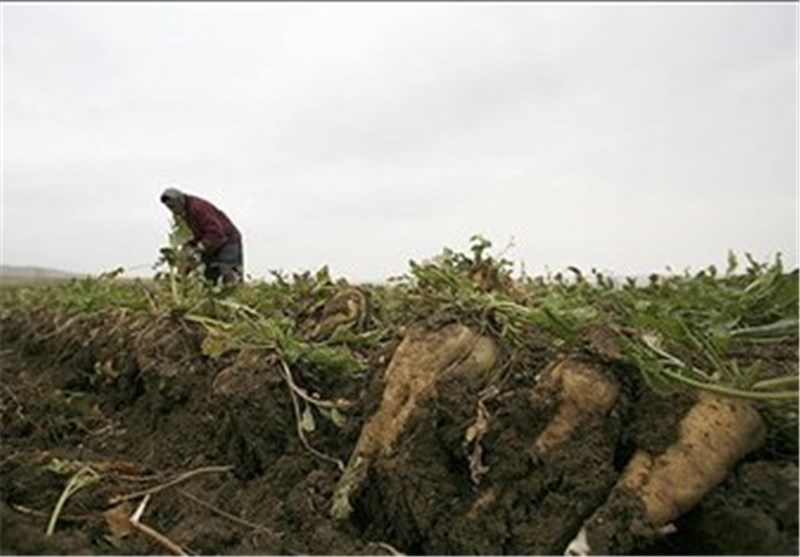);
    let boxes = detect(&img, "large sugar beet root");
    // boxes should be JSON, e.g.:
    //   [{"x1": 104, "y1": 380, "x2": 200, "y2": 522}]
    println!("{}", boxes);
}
[
  {"x1": 531, "y1": 358, "x2": 620, "y2": 456},
  {"x1": 331, "y1": 323, "x2": 498, "y2": 520},
  {"x1": 621, "y1": 391, "x2": 766, "y2": 525},
  {"x1": 567, "y1": 391, "x2": 766, "y2": 555}
]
